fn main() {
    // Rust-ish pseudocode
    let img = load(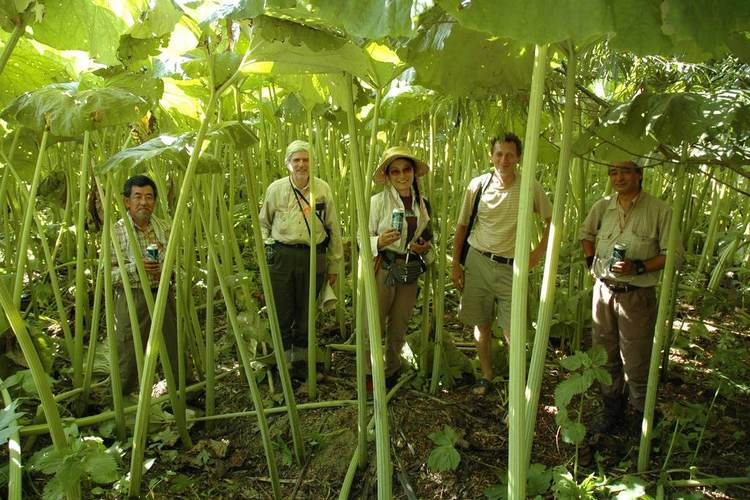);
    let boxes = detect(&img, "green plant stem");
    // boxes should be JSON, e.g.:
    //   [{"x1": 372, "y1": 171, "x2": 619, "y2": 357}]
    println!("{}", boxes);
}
[
  {"x1": 189, "y1": 399, "x2": 357, "y2": 422},
  {"x1": 668, "y1": 477, "x2": 750, "y2": 487},
  {"x1": 638, "y1": 163, "x2": 687, "y2": 472},
  {"x1": 79, "y1": 251, "x2": 104, "y2": 410},
  {"x1": 0, "y1": 15, "x2": 26, "y2": 77},
  {"x1": 195, "y1": 195, "x2": 281, "y2": 499},
  {"x1": 238, "y1": 138, "x2": 306, "y2": 466},
  {"x1": 524, "y1": 42, "x2": 576, "y2": 467},
  {"x1": 344, "y1": 72, "x2": 391, "y2": 499},
  {"x1": 689, "y1": 384, "x2": 721, "y2": 466},
  {"x1": 0, "y1": 286, "x2": 80, "y2": 499},
  {"x1": 0, "y1": 375, "x2": 22, "y2": 500},
  {"x1": 73, "y1": 131, "x2": 91, "y2": 388},
  {"x1": 13, "y1": 129, "x2": 49, "y2": 307},
  {"x1": 307, "y1": 108, "x2": 319, "y2": 399},
  {"x1": 509, "y1": 43, "x2": 549, "y2": 500}
]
